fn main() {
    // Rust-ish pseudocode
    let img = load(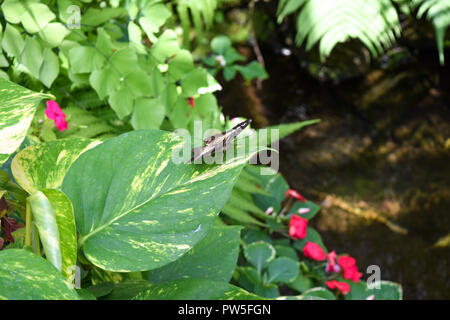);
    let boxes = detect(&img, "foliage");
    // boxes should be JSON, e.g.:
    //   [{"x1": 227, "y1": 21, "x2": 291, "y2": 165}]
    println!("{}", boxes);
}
[
  {"x1": 277, "y1": 0, "x2": 401, "y2": 60},
  {"x1": 277, "y1": 0, "x2": 449, "y2": 64},
  {"x1": 0, "y1": 1, "x2": 403, "y2": 301},
  {"x1": 411, "y1": 0, "x2": 450, "y2": 64}
]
